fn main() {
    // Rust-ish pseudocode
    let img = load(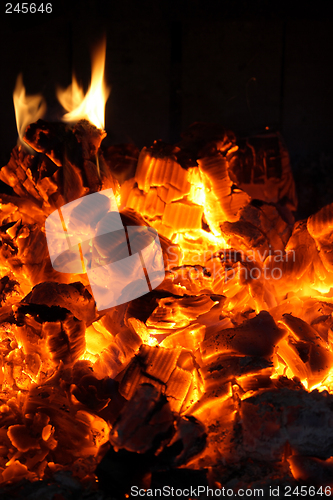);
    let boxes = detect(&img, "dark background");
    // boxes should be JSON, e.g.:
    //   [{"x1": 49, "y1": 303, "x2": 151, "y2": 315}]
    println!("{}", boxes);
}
[{"x1": 0, "y1": 0, "x2": 333, "y2": 218}]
